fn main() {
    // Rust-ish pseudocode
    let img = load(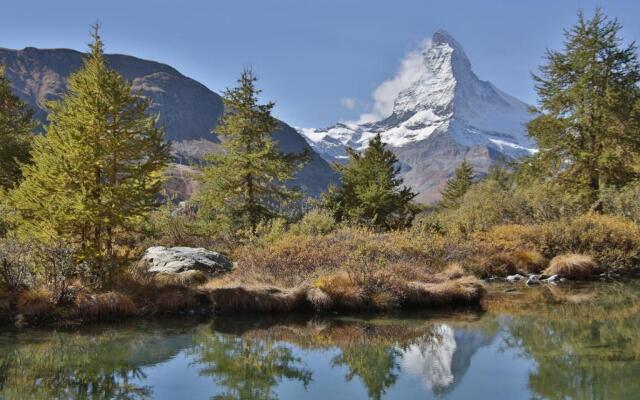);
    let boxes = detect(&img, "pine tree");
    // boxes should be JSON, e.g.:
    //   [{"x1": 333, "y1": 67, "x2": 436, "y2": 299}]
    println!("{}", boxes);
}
[
  {"x1": 440, "y1": 159, "x2": 474, "y2": 209},
  {"x1": 10, "y1": 26, "x2": 170, "y2": 270},
  {"x1": 323, "y1": 133, "x2": 417, "y2": 229},
  {"x1": 0, "y1": 64, "x2": 35, "y2": 190},
  {"x1": 197, "y1": 69, "x2": 309, "y2": 233},
  {"x1": 527, "y1": 9, "x2": 640, "y2": 201}
]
